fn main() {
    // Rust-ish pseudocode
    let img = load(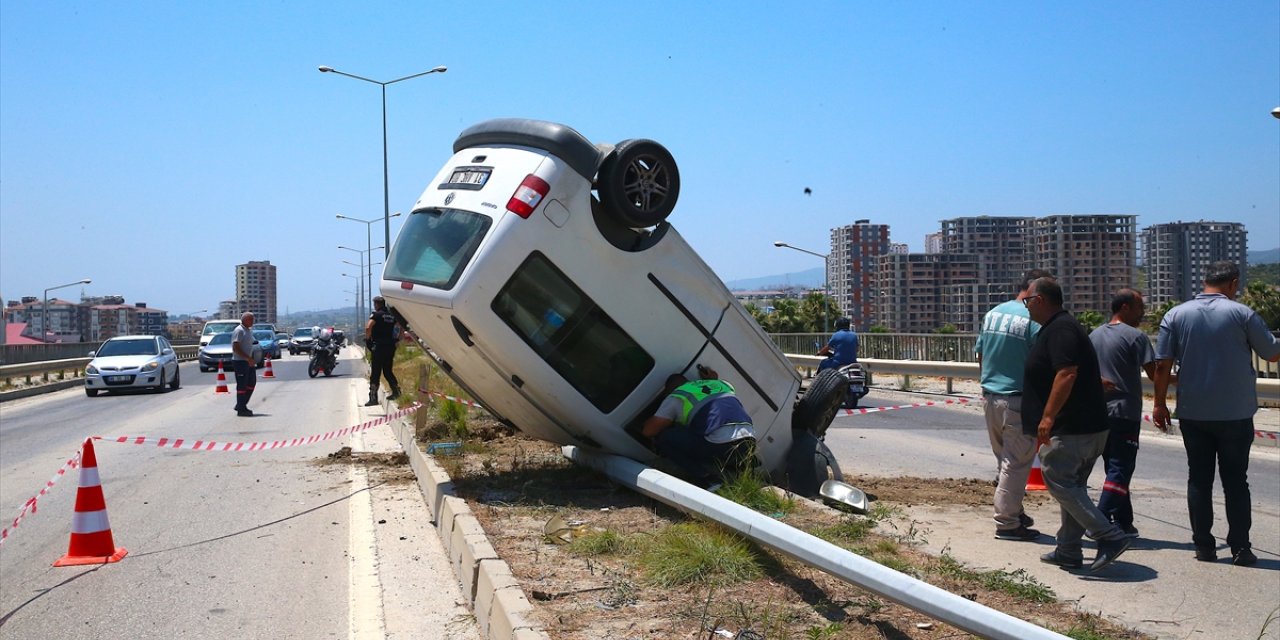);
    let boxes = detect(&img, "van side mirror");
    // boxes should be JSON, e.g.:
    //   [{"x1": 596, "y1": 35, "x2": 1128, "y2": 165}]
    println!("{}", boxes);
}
[{"x1": 88, "y1": 351, "x2": 96, "y2": 357}]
